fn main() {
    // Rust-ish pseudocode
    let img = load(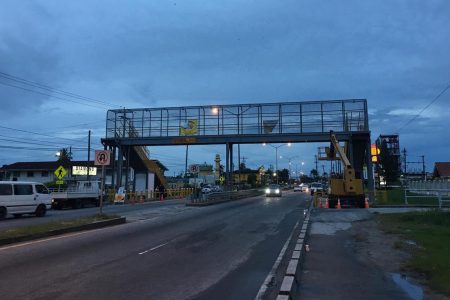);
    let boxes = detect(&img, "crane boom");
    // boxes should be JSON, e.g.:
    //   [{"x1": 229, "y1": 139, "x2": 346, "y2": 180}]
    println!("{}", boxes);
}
[{"x1": 330, "y1": 133, "x2": 352, "y2": 168}]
